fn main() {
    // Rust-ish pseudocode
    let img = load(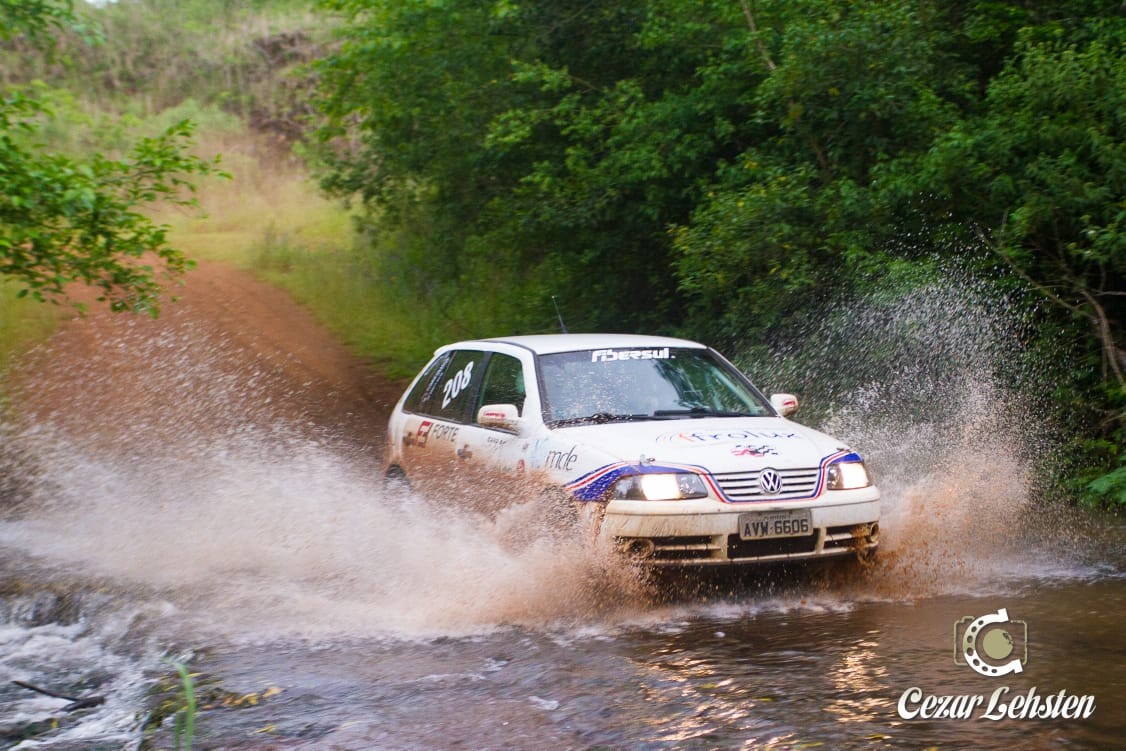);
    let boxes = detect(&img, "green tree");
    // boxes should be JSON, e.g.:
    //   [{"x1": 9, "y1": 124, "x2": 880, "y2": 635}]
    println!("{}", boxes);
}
[
  {"x1": 673, "y1": 0, "x2": 965, "y2": 342},
  {"x1": 0, "y1": 0, "x2": 223, "y2": 314},
  {"x1": 934, "y1": 27, "x2": 1124, "y2": 389},
  {"x1": 315, "y1": 0, "x2": 1125, "y2": 501},
  {"x1": 315, "y1": 0, "x2": 731, "y2": 333},
  {"x1": 936, "y1": 19, "x2": 1125, "y2": 503}
]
